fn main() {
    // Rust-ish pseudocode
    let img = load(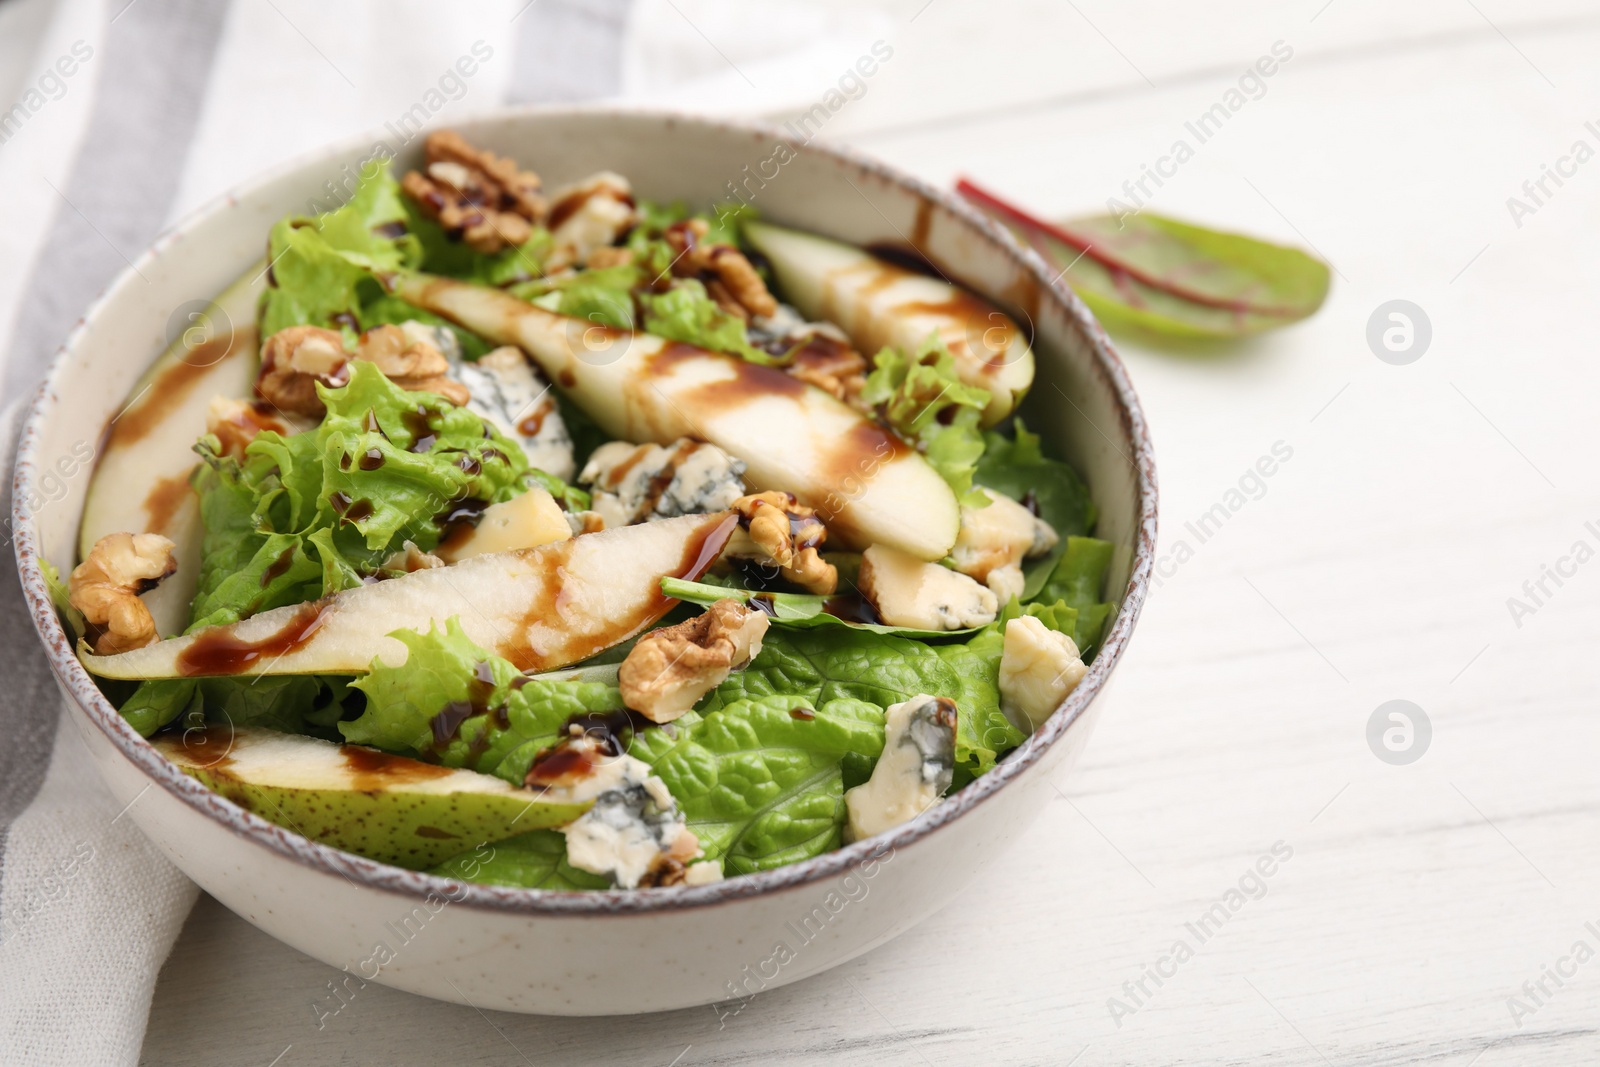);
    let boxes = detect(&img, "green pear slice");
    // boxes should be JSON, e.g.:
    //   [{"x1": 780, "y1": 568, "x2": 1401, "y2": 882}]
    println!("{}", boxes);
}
[
  {"x1": 742, "y1": 221, "x2": 1034, "y2": 426},
  {"x1": 395, "y1": 273, "x2": 958, "y2": 560},
  {"x1": 155, "y1": 727, "x2": 585, "y2": 869},
  {"x1": 79, "y1": 267, "x2": 265, "y2": 636},
  {"x1": 82, "y1": 510, "x2": 736, "y2": 680}
]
